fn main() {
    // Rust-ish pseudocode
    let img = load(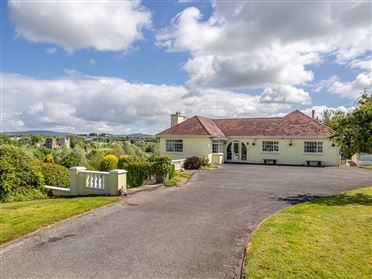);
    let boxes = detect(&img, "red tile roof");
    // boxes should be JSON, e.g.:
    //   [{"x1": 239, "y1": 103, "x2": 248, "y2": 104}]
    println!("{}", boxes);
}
[{"x1": 157, "y1": 110, "x2": 334, "y2": 138}]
